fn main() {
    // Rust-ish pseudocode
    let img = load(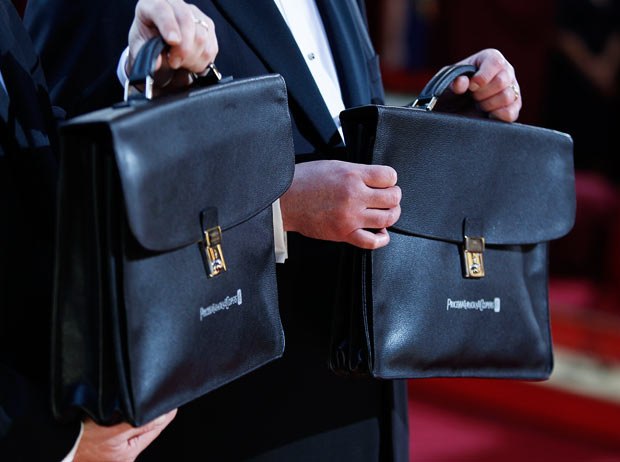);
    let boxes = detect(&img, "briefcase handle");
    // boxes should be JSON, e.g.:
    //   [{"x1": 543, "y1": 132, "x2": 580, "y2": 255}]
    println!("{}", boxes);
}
[
  {"x1": 124, "y1": 36, "x2": 222, "y2": 101},
  {"x1": 410, "y1": 64, "x2": 476, "y2": 111}
]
